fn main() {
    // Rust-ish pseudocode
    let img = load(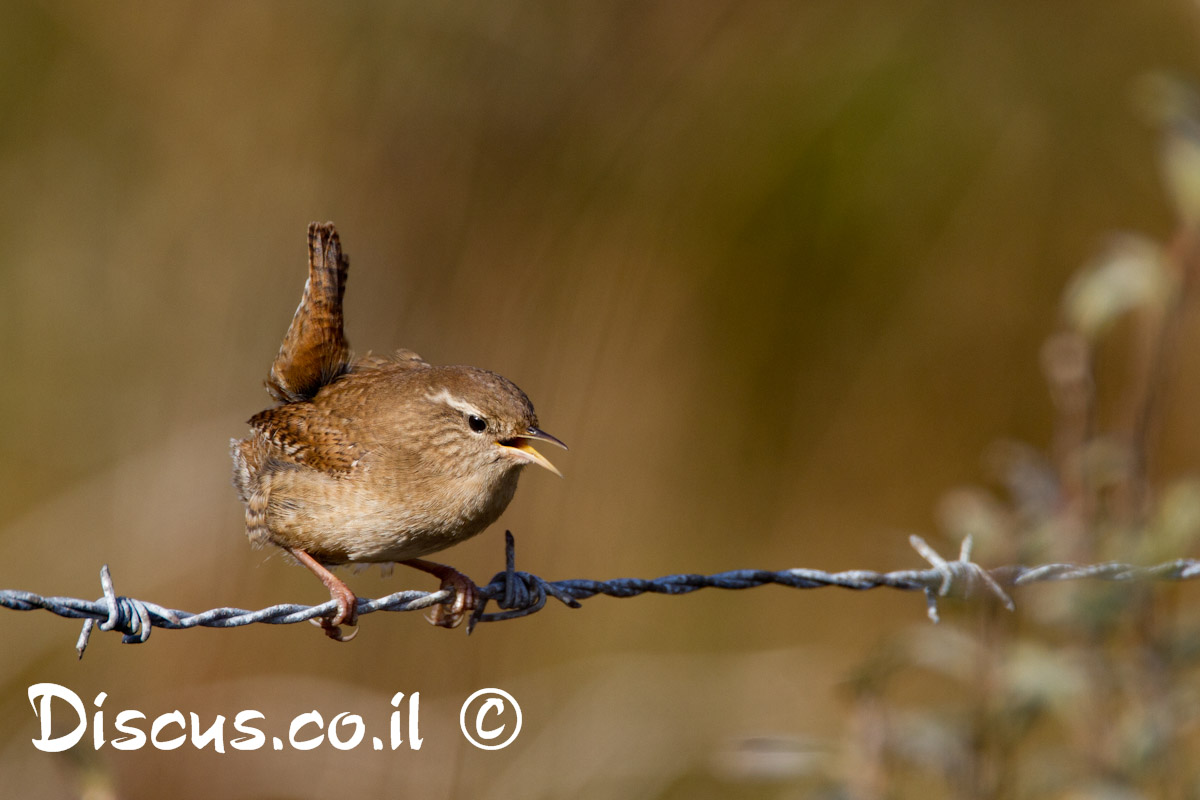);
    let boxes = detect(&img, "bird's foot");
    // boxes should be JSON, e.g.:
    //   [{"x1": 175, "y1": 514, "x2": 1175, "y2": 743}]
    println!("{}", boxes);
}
[
  {"x1": 312, "y1": 580, "x2": 360, "y2": 642},
  {"x1": 429, "y1": 571, "x2": 478, "y2": 628},
  {"x1": 286, "y1": 546, "x2": 360, "y2": 642},
  {"x1": 400, "y1": 559, "x2": 479, "y2": 629}
]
